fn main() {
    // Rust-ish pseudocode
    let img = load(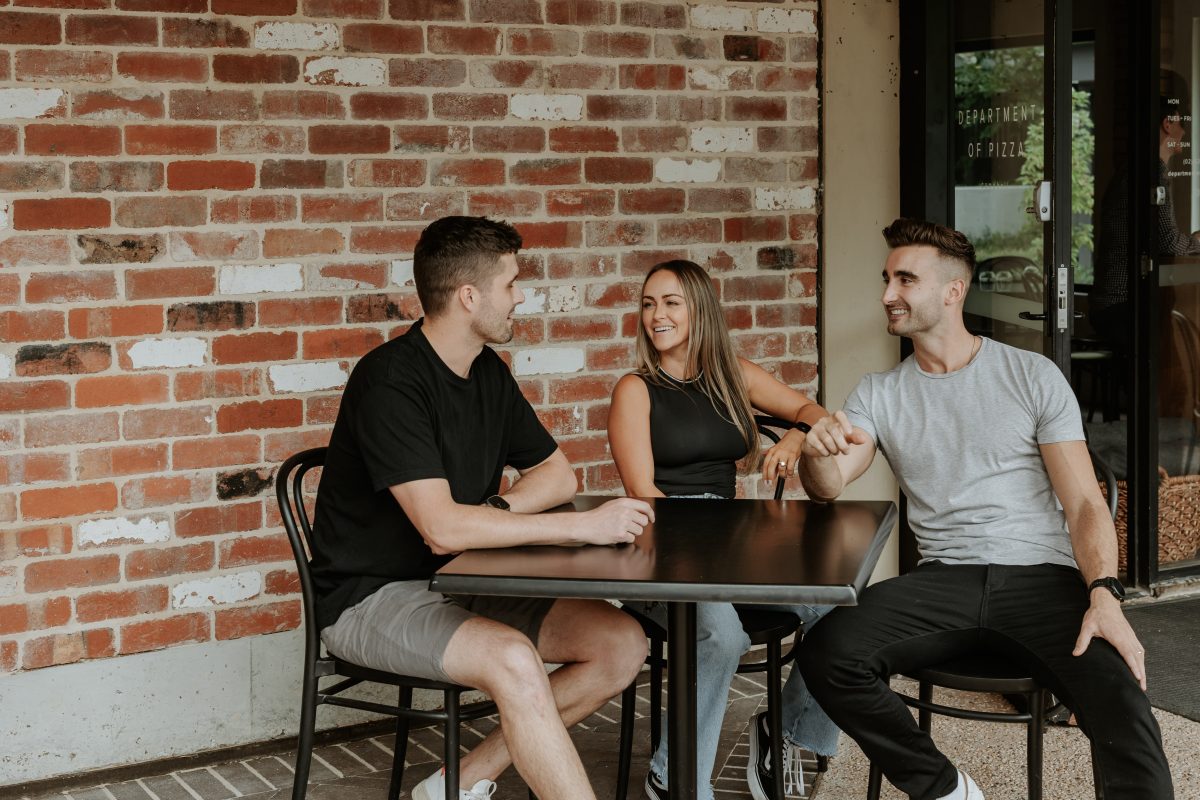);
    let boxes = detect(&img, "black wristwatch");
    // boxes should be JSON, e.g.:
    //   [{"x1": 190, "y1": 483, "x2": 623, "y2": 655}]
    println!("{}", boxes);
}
[
  {"x1": 484, "y1": 494, "x2": 510, "y2": 511},
  {"x1": 1088, "y1": 576, "x2": 1126, "y2": 602}
]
